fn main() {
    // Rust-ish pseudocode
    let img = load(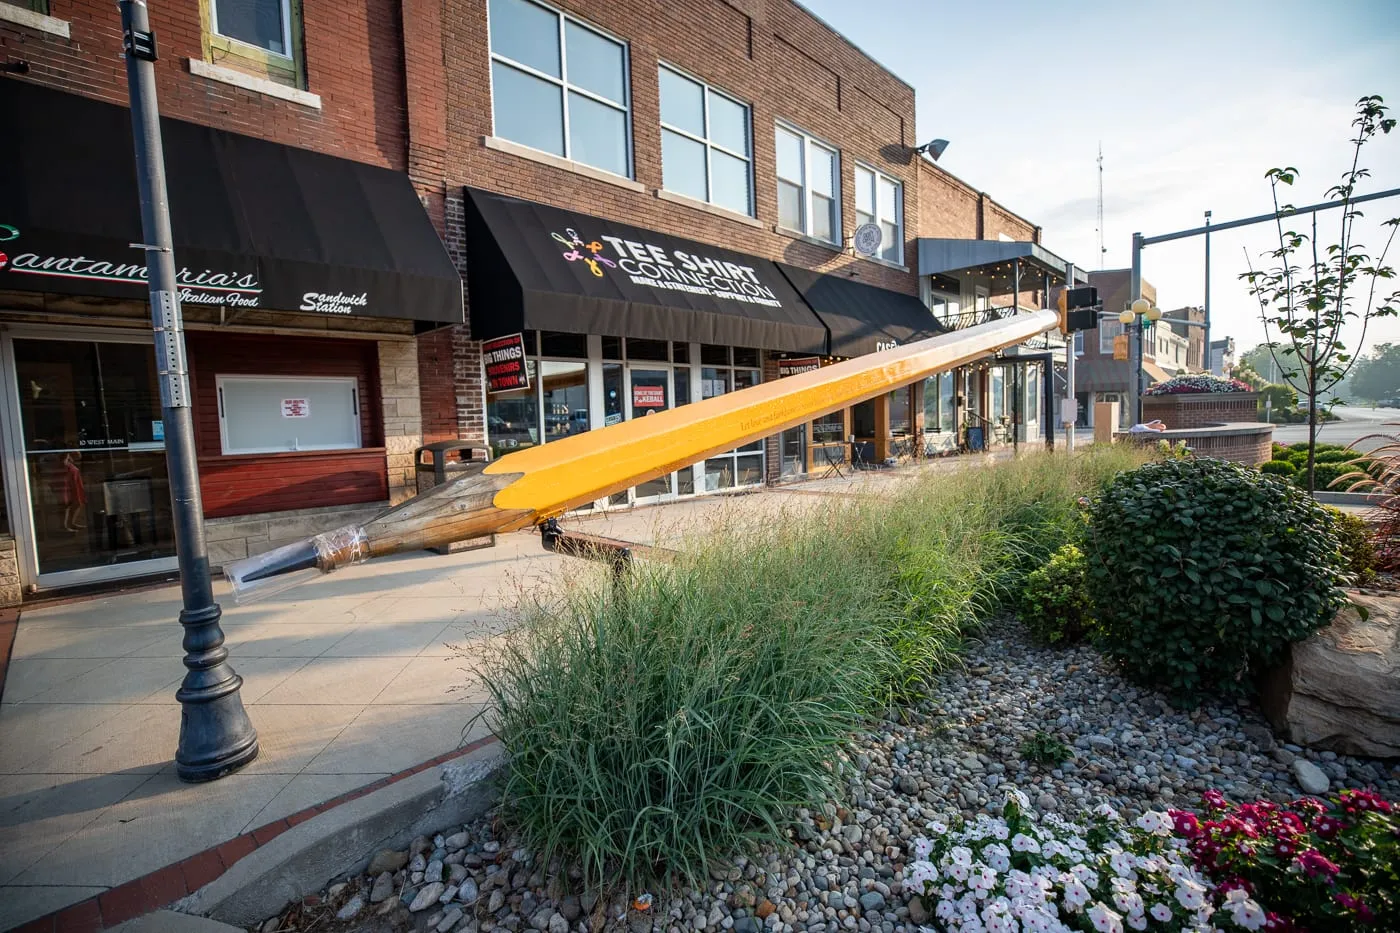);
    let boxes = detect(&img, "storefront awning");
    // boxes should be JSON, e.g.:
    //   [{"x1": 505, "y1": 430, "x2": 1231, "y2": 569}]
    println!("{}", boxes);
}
[
  {"x1": 917, "y1": 238, "x2": 1087, "y2": 283},
  {"x1": 776, "y1": 263, "x2": 943, "y2": 357},
  {"x1": 1074, "y1": 358, "x2": 1173, "y2": 393},
  {"x1": 0, "y1": 81, "x2": 462, "y2": 325},
  {"x1": 463, "y1": 188, "x2": 827, "y2": 354}
]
